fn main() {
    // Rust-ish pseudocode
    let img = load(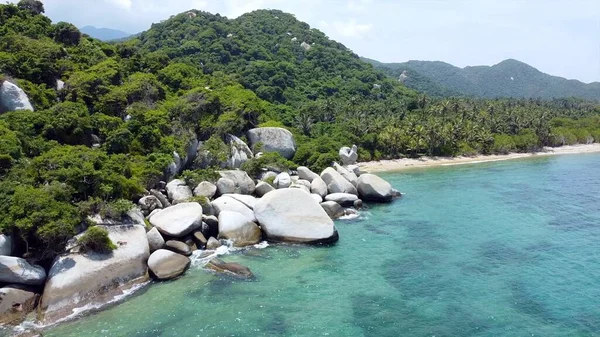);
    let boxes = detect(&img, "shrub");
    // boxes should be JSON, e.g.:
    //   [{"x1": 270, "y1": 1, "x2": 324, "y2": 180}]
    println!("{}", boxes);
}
[
  {"x1": 241, "y1": 152, "x2": 295, "y2": 177},
  {"x1": 77, "y1": 226, "x2": 116, "y2": 253},
  {"x1": 78, "y1": 198, "x2": 134, "y2": 219},
  {"x1": 181, "y1": 168, "x2": 220, "y2": 186},
  {"x1": 491, "y1": 134, "x2": 516, "y2": 154}
]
